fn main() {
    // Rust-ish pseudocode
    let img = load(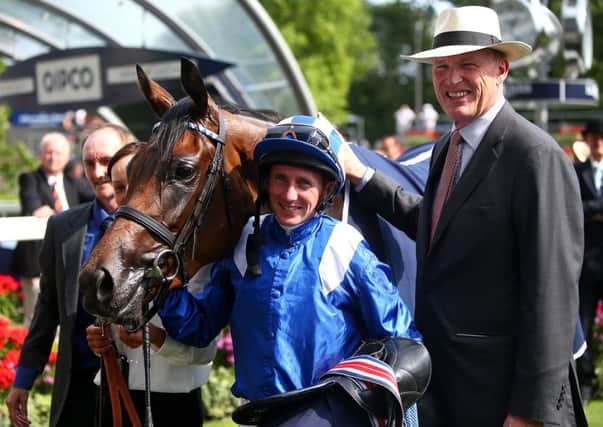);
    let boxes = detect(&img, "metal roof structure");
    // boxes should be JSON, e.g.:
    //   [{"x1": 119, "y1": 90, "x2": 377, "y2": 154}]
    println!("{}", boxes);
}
[{"x1": 0, "y1": 0, "x2": 315, "y2": 118}]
